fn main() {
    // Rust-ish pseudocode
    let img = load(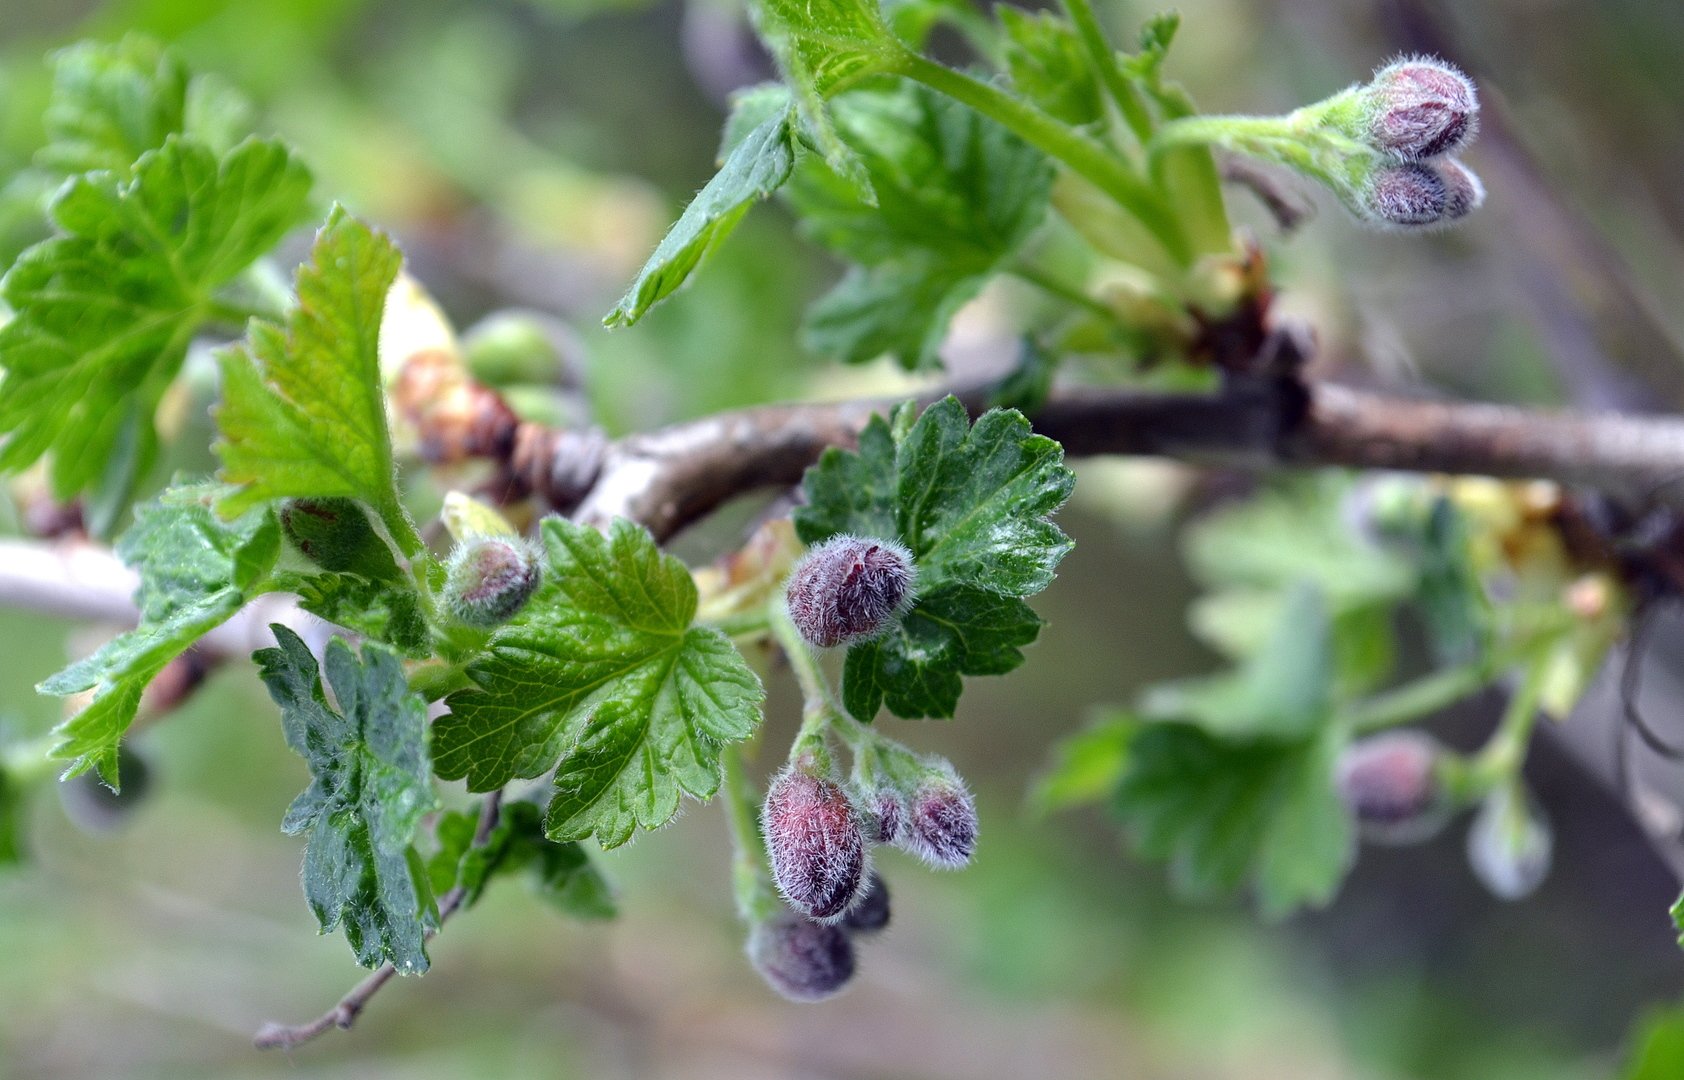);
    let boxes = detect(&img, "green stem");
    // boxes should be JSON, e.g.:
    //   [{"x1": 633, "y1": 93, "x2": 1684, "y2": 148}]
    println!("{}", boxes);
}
[
  {"x1": 1058, "y1": 0, "x2": 1153, "y2": 144},
  {"x1": 1473, "y1": 654, "x2": 1553, "y2": 783},
  {"x1": 894, "y1": 52, "x2": 1190, "y2": 266},
  {"x1": 723, "y1": 747, "x2": 780, "y2": 923},
  {"x1": 1346, "y1": 653, "x2": 1509, "y2": 735},
  {"x1": 1007, "y1": 264, "x2": 1117, "y2": 323}
]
